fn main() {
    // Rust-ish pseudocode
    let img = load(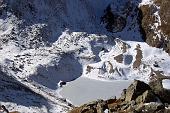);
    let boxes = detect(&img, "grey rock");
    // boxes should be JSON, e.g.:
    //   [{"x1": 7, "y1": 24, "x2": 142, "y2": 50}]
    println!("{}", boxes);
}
[
  {"x1": 120, "y1": 89, "x2": 126, "y2": 101},
  {"x1": 125, "y1": 80, "x2": 151, "y2": 102},
  {"x1": 136, "y1": 102, "x2": 164, "y2": 113},
  {"x1": 135, "y1": 90, "x2": 158, "y2": 104}
]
